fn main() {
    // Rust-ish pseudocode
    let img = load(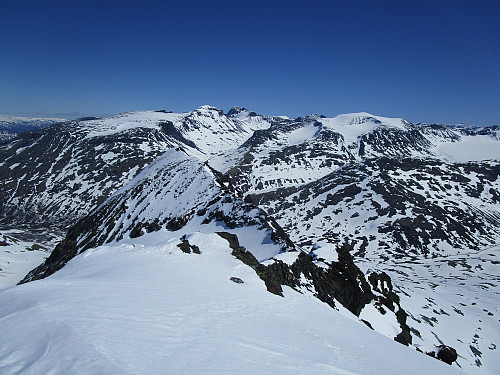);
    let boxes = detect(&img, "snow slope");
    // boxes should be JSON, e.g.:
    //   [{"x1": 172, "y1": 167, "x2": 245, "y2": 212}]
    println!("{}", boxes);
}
[
  {"x1": 0, "y1": 228, "x2": 62, "y2": 289},
  {"x1": 0, "y1": 229, "x2": 463, "y2": 375},
  {"x1": 358, "y1": 247, "x2": 500, "y2": 375},
  {"x1": 431, "y1": 134, "x2": 500, "y2": 162},
  {"x1": 84, "y1": 111, "x2": 187, "y2": 138}
]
